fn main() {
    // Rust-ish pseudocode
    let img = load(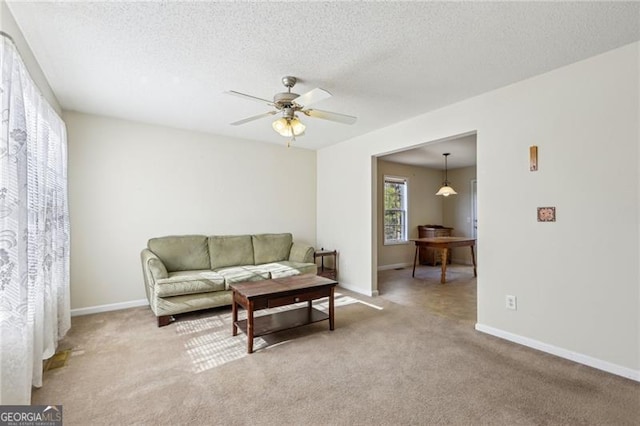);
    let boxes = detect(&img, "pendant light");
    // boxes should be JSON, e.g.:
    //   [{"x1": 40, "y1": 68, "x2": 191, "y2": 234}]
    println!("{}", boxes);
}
[{"x1": 435, "y1": 153, "x2": 457, "y2": 197}]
